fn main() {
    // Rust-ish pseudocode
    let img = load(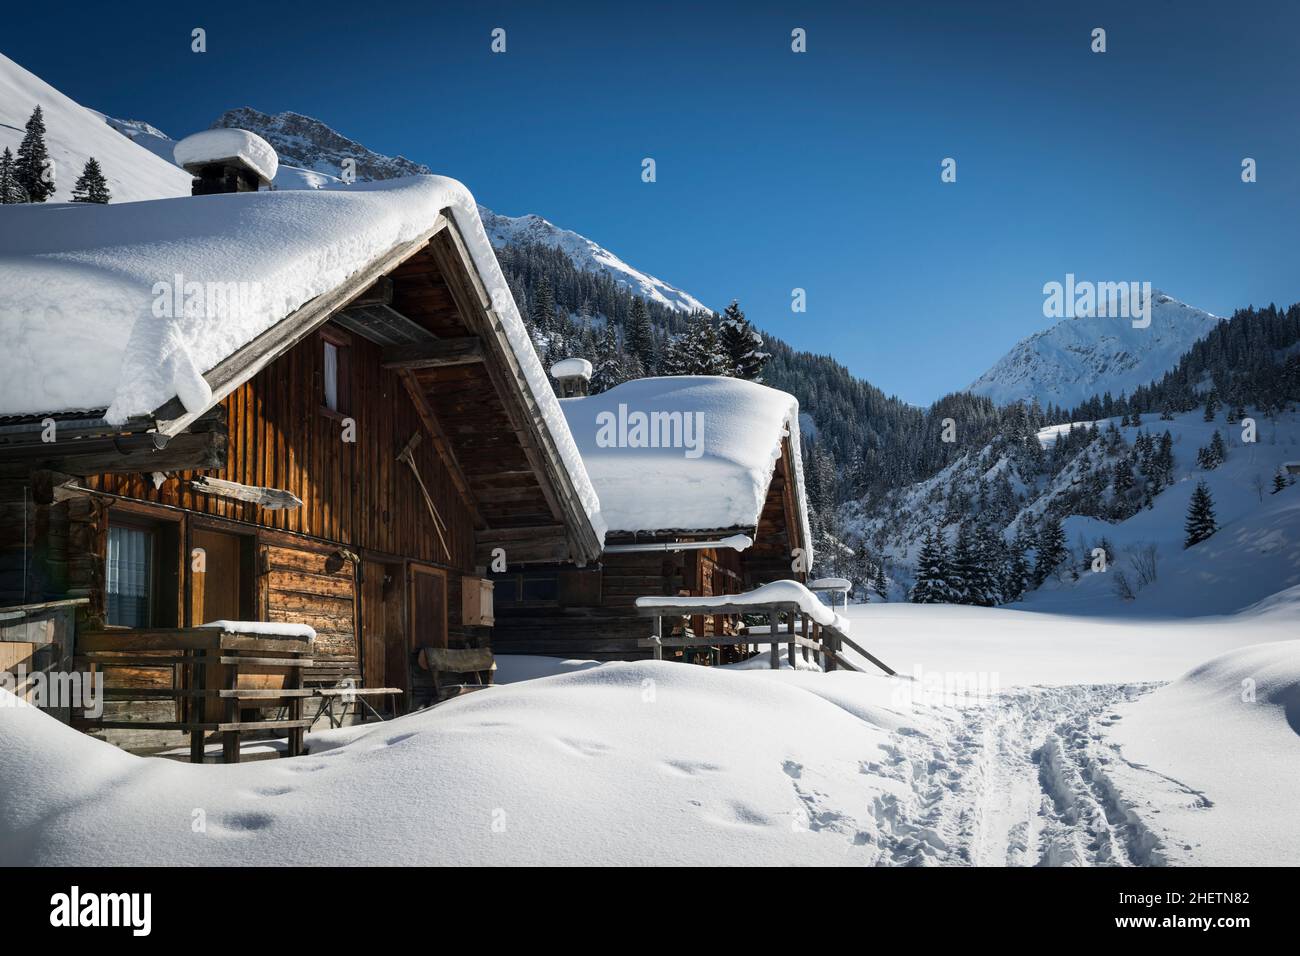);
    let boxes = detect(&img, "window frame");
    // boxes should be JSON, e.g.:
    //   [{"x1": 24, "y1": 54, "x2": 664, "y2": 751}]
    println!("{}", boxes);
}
[{"x1": 319, "y1": 326, "x2": 352, "y2": 418}]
